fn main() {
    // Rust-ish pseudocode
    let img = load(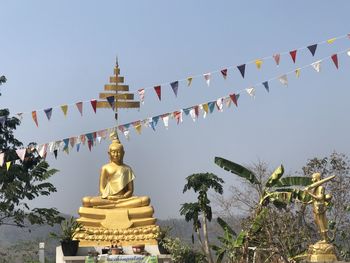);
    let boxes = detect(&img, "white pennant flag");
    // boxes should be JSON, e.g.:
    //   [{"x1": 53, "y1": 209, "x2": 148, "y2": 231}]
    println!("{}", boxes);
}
[
  {"x1": 216, "y1": 98, "x2": 223, "y2": 112},
  {"x1": 123, "y1": 129, "x2": 130, "y2": 140},
  {"x1": 48, "y1": 142, "x2": 55, "y2": 153},
  {"x1": 37, "y1": 144, "x2": 48, "y2": 158},
  {"x1": 16, "y1": 149, "x2": 26, "y2": 161},
  {"x1": 311, "y1": 60, "x2": 321, "y2": 73},
  {"x1": 199, "y1": 104, "x2": 207, "y2": 119},
  {"x1": 246, "y1": 87, "x2": 256, "y2": 98},
  {"x1": 225, "y1": 97, "x2": 231, "y2": 108},
  {"x1": 138, "y1": 89, "x2": 145, "y2": 104},
  {"x1": 190, "y1": 108, "x2": 197, "y2": 122},
  {"x1": 204, "y1": 73, "x2": 211, "y2": 87},
  {"x1": 162, "y1": 115, "x2": 169, "y2": 129},
  {"x1": 0, "y1": 152, "x2": 4, "y2": 166},
  {"x1": 96, "y1": 136, "x2": 102, "y2": 144},
  {"x1": 279, "y1": 75, "x2": 288, "y2": 86}
]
